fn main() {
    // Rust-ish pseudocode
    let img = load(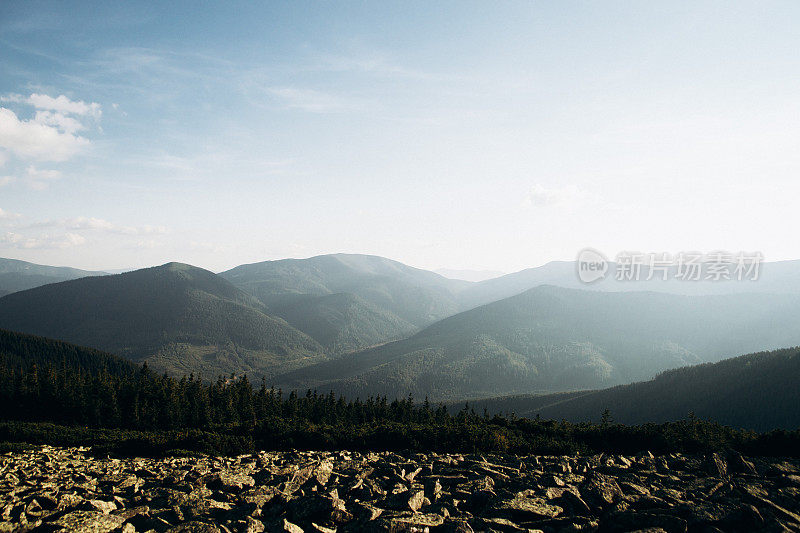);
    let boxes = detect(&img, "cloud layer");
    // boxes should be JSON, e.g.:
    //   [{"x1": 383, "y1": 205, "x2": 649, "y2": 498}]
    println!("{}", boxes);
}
[
  {"x1": 1, "y1": 212, "x2": 167, "y2": 251},
  {"x1": 0, "y1": 107, "x2": 90, "y2": 162},
  {"x1": 1, "y1": 231, "x2": 86, "y2": 250},
  {"x1": 0, "y1": 94, "x2": 101, "y2": 189}
]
